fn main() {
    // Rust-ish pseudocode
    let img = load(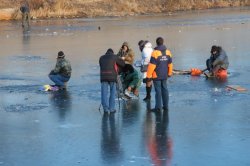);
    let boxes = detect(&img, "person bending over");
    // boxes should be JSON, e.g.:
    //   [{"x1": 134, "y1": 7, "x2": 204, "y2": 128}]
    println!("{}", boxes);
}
[{"x1": 122, "y1": 64, "x2": 140, "y2": 98}]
